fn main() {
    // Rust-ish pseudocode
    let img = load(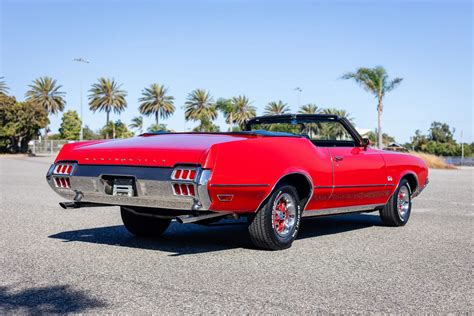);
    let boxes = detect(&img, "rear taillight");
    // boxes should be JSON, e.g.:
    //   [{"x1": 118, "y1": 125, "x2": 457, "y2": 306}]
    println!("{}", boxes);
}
[
  {"x1": 54, "y1": 177, "x2": 71, "y2": 189},
  {"x1": 172, "y1": 167, "x2": 197, "y2": 181},
  {"x1": 53, "y1": 163, "x2": 74, "y2": 175},
  {"x1": 51, "y1": 162, "x2": 75, "y2": 189},
  {"x1": 172, "y1": 183, "x2": 196, "y2": 197},
  {"x1": 171, "y1": 166, "x2": 199, "y2": 197}
]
